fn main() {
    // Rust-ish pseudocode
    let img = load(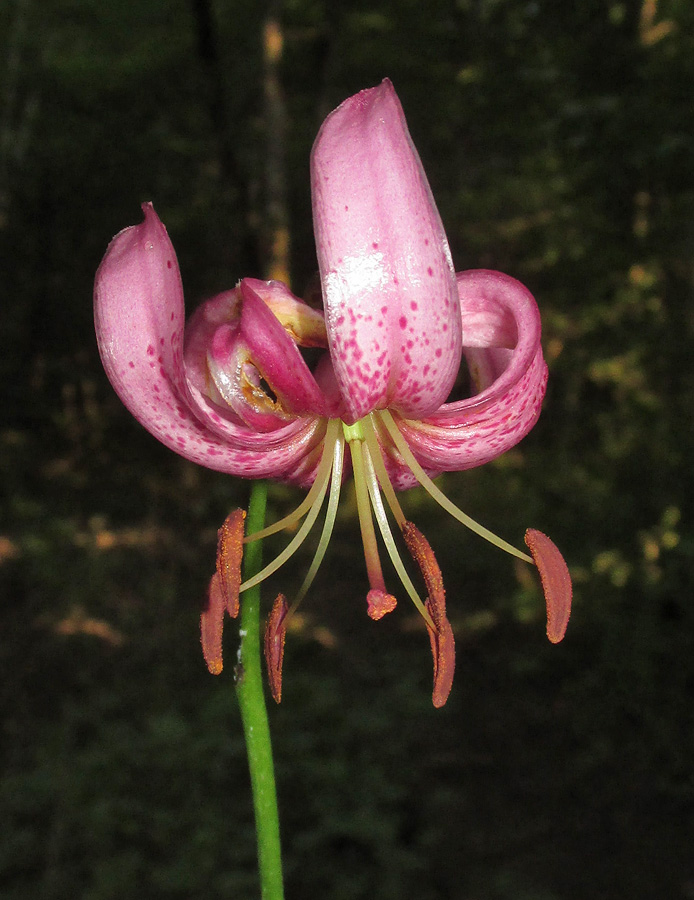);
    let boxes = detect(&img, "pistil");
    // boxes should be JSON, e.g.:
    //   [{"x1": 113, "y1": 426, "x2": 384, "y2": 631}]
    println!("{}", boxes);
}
[
  {"x1": 343, "y1": 421, "x2": 397, "y2": 616},
  {"x1": 360, "y1": 441, "x2": 434, "y2": 627}
]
